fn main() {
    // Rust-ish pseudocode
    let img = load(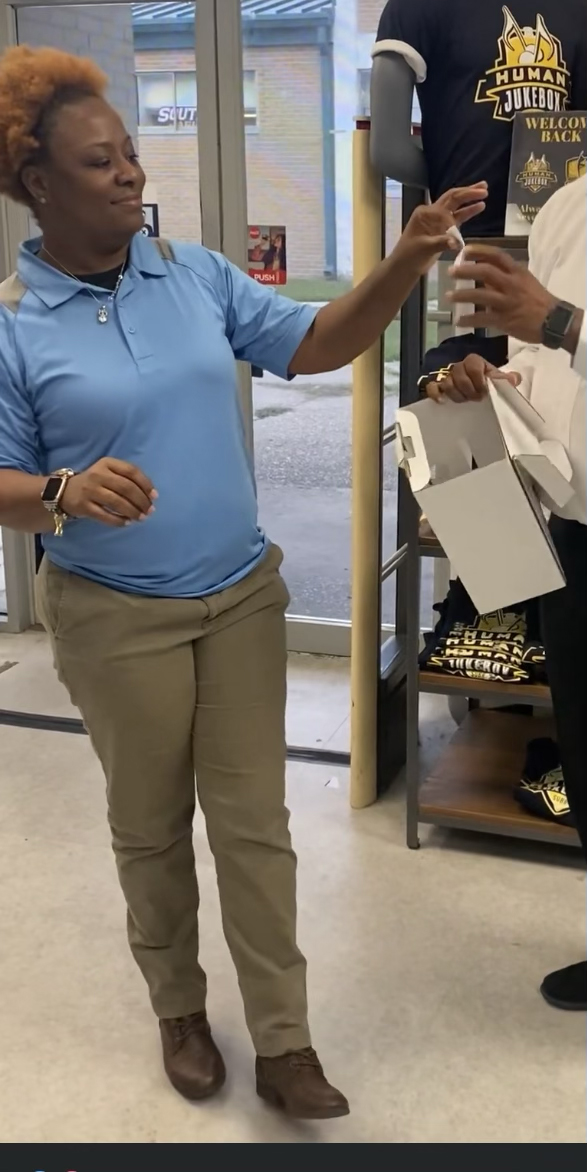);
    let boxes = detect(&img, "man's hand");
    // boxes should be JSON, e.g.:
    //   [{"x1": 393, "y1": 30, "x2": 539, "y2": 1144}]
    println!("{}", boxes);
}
[
  {"x1": 425, "y1": 353, "x2": 521, "y2": 403},
  {"x1": 396, "y1": 184, "x2": 488, "y2": 275},
  {"x1": 448, "y1": 245, "x2": 557, "y2": 341},
  {"x1": 61, "y1": 457, "x2": 157, "y2": 527}
]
